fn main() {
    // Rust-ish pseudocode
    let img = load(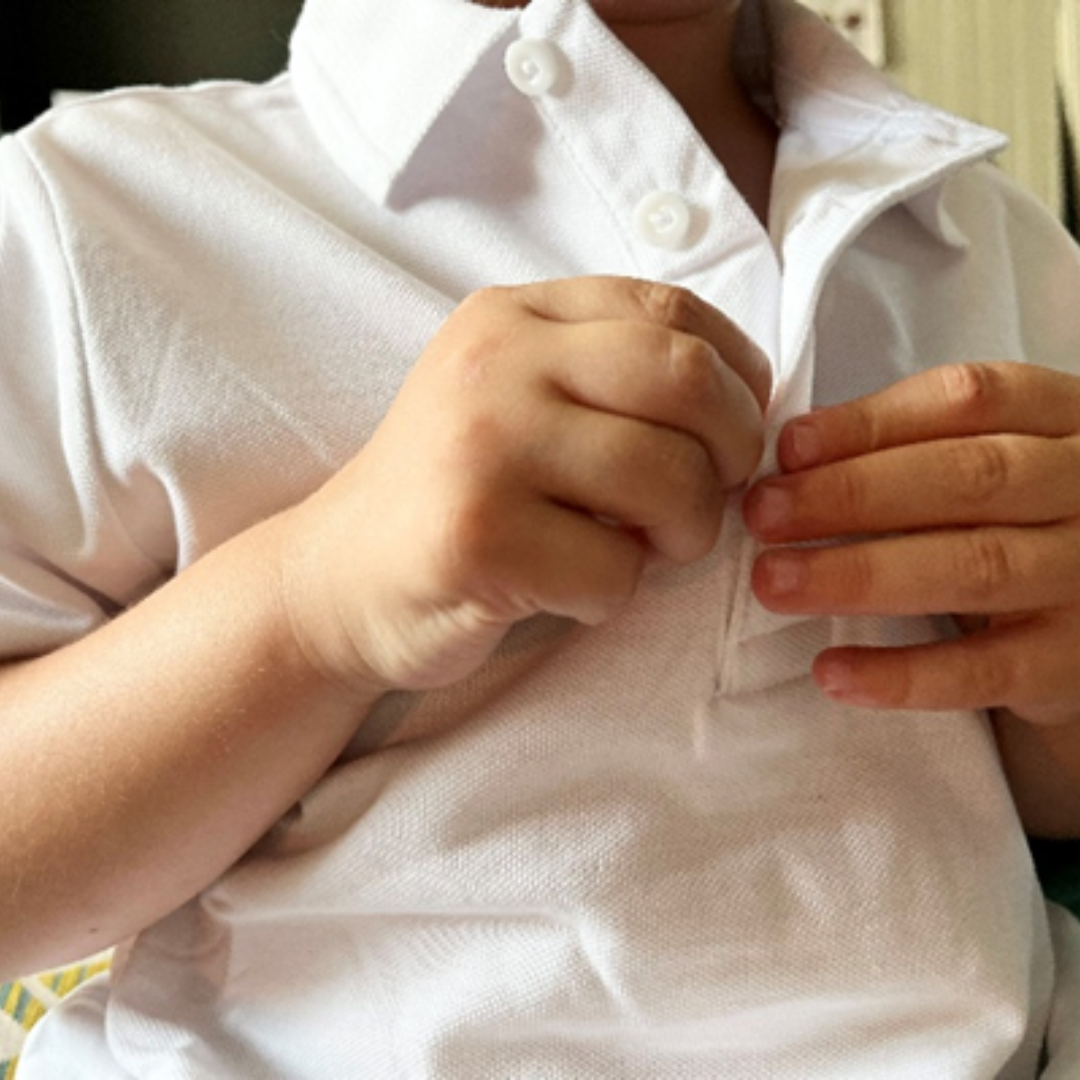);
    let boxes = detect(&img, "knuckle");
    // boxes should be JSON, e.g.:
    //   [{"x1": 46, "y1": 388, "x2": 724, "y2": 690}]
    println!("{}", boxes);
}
[
  {"x1": 462, "y1": 284, "x2": 512, "y2": 313},
  {"x1": 442, "y1": 306, "x2": 512, "y2": 383},
  {"x1": 949, "y1": 438, "x2": 1012, "y2": 510},
  {"x1": 673, "y1": 427, "x2": 713, "y2": 471},
  {"x1": 841, "y1": 545, "x2": 878, "y2": 606},
  {"x1": 635, "y1": 430, "x2": 717, "y2": 515},
  {"x1": 827, "y1": 463, "x2": 867, "y2": 522},
  {"x1": 446, "y1": 411, "x2": 506, "y2": 473},
  {"x1": 448, "y1": 335, "x2": 495, "y2": 385},
  {"x1": 449, "y1": 287, "x2": 510, "y2": 343},
  {"x1": 647, "y1": 425, "x2": 709, "y2": 484},
  {"x1": 638, "y1": 280, "x2": 702, "y2": 332},
  {"x1": 664, "y1": 332, "x2": 720, "y2": 402},
  {"x1": 954, "y1": 530, "x2": 1016, "y2": 605},
  {"x1": 966, "y1": 649, "x2": 1016, "y2": 707},
  {"x1": 853, "y1": 407, "x2": 885, "y2": 455},
  {"x1": 937, "y1": 362, "x2": 1005, "y2": 426}
]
